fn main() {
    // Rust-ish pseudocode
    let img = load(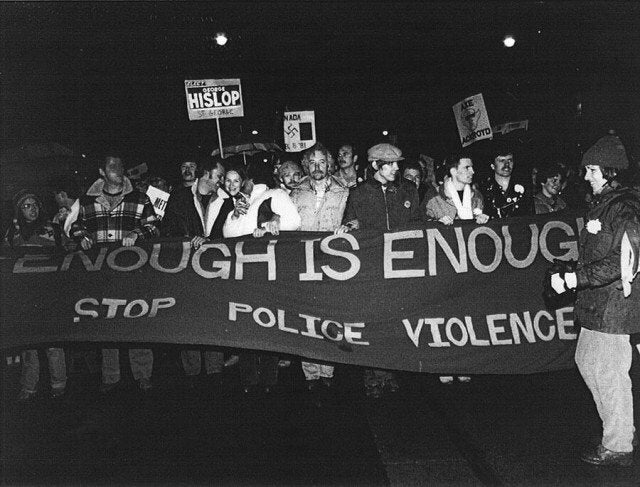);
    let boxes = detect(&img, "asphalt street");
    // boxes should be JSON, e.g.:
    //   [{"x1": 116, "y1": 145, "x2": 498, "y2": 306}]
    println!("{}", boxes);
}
[{"x1": 2, "y1": 346, "x2": 639, "y2": 486}]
